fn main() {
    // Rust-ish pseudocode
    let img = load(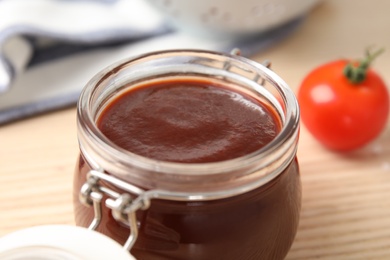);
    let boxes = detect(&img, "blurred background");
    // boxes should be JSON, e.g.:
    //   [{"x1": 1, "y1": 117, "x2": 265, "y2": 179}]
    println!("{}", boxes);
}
[{"x1": 0, "y1": 0, "x2": 320, "y2": 124}]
